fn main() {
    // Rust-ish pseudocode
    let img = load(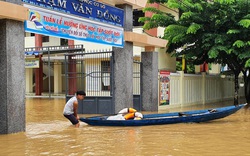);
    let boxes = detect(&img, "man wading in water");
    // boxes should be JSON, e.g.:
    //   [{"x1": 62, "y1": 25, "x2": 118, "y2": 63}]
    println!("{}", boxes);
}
[{"x1": 63, "y1": 91, "x2": 86, "y2": 127}]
